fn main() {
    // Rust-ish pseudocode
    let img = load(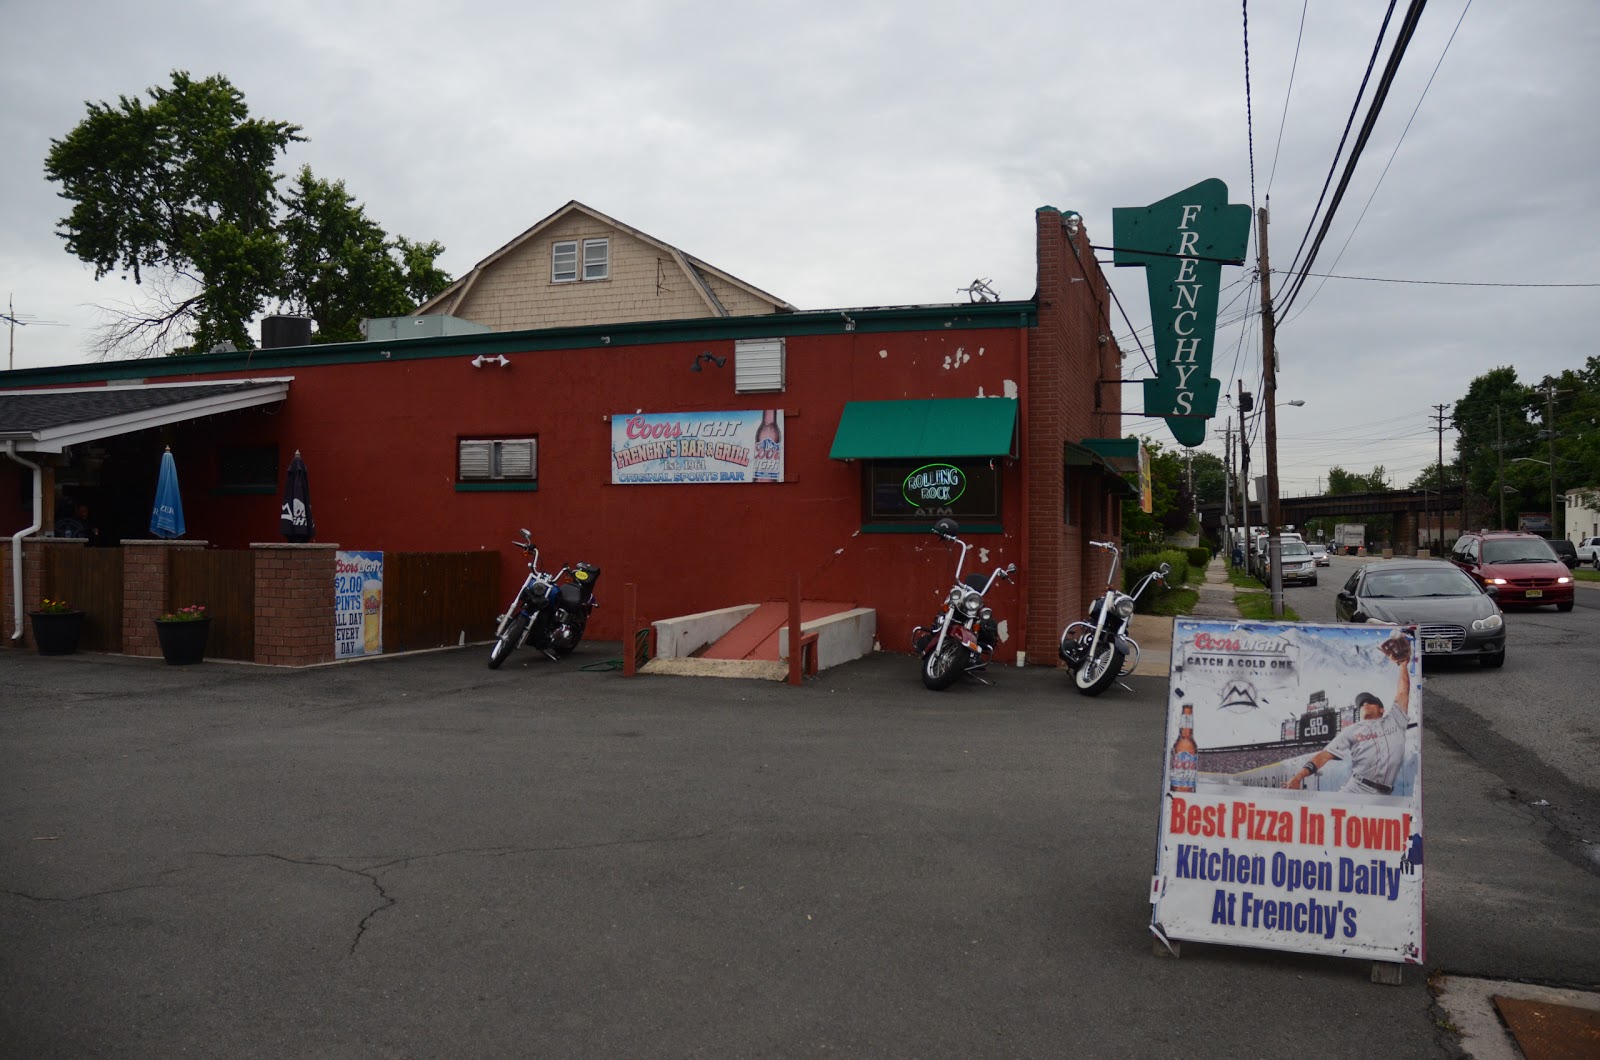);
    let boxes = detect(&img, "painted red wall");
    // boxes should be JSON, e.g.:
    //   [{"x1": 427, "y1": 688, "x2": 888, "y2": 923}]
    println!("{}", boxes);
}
[{"x1": 104, "y1": 324, "x2": 1032, "y2": 658}]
